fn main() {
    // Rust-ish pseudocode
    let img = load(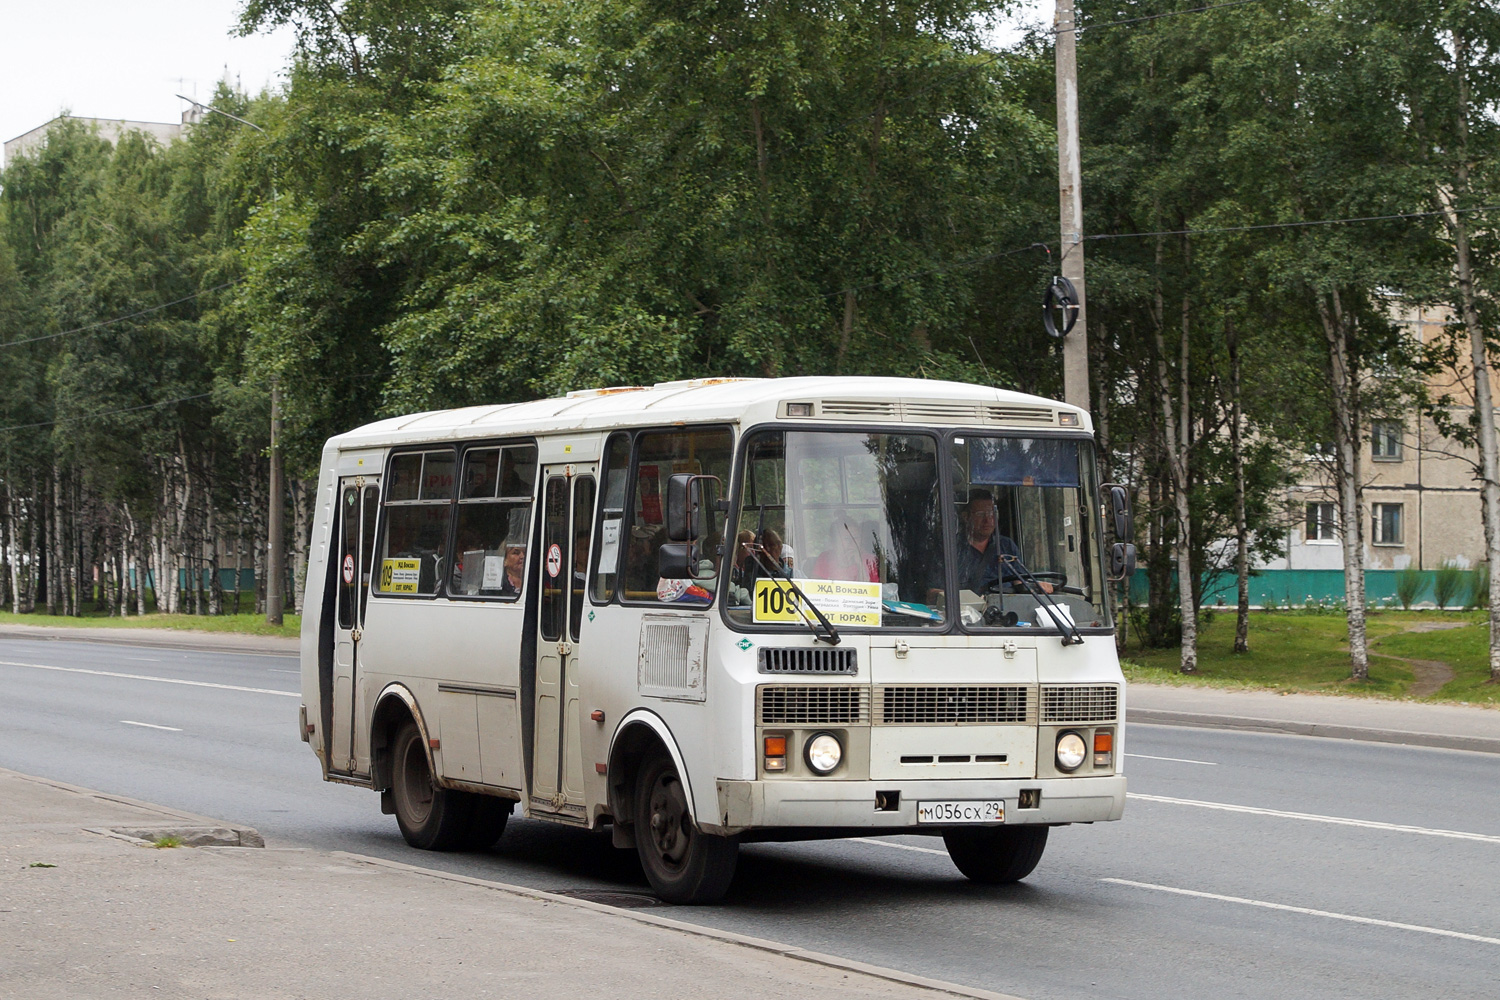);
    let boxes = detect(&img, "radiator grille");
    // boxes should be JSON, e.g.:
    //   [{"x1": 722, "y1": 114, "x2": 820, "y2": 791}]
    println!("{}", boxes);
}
[
  {"x1": 876, "y1": 685, "x2": 1034, "y2": 725},
  {"x1": 759, "y1": 647, "x2": 858, "y2": 675},
  {"x1": 1040, "y1": 685, "x2": 1119, "y2": 724},
  {"x1": 758, "y1": 685, "x2": 869, "y2": 725}
]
